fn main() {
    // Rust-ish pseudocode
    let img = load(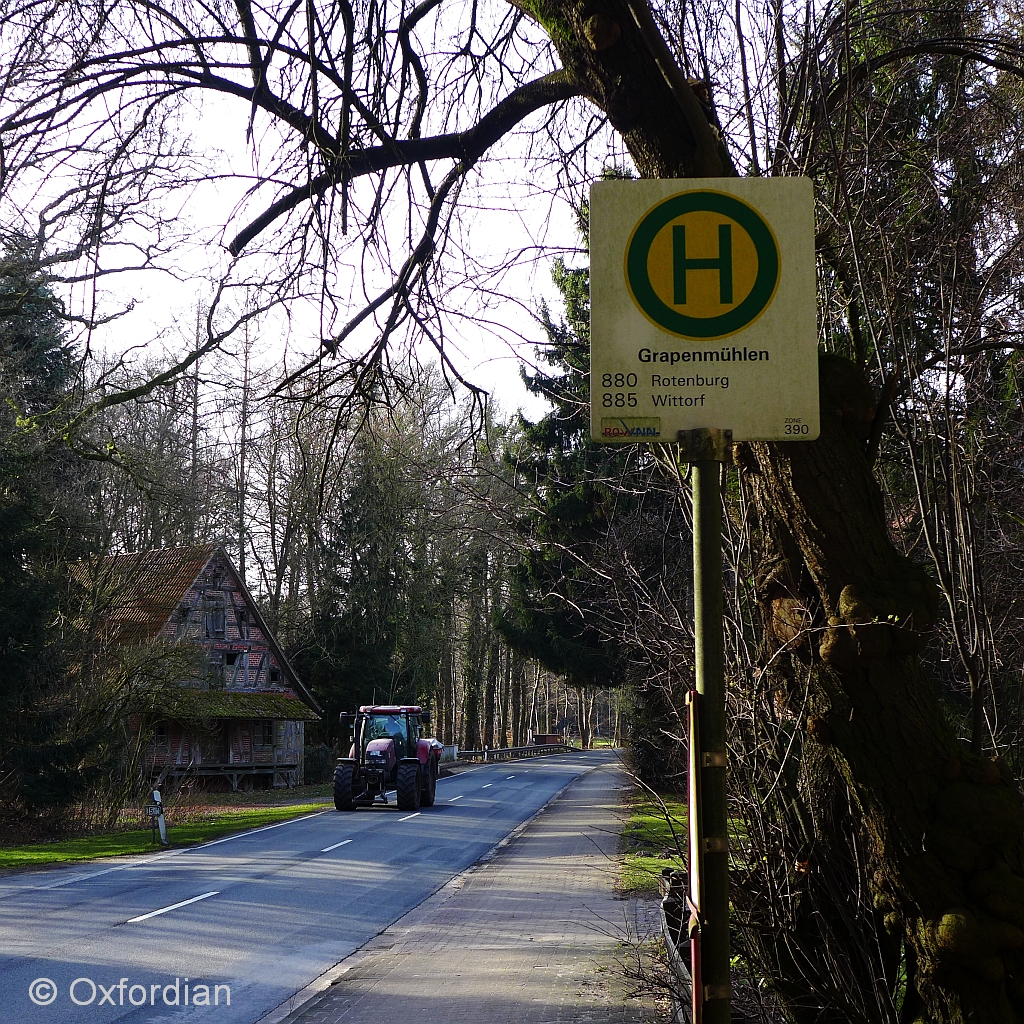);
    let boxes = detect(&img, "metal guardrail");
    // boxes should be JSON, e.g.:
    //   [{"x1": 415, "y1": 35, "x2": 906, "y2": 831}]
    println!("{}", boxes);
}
[{"x1": 457, "y1": 743, "x2": 572, "y2": 762}]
